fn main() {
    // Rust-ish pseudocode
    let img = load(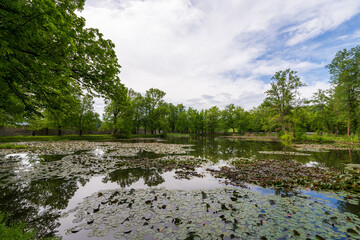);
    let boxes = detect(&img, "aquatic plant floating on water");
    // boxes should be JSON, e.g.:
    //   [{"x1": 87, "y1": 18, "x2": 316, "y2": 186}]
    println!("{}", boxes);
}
[{"x1": 65, "y1": 187, "x2": 360, "y2": 239}]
